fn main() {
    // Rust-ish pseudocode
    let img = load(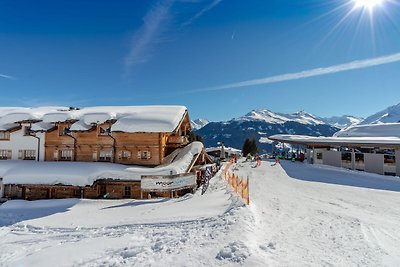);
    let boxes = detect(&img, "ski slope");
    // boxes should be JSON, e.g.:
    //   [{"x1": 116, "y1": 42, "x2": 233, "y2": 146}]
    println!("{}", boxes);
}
[{"x1": 1, "y1": 160, "x2": 400, "y2": 266}]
